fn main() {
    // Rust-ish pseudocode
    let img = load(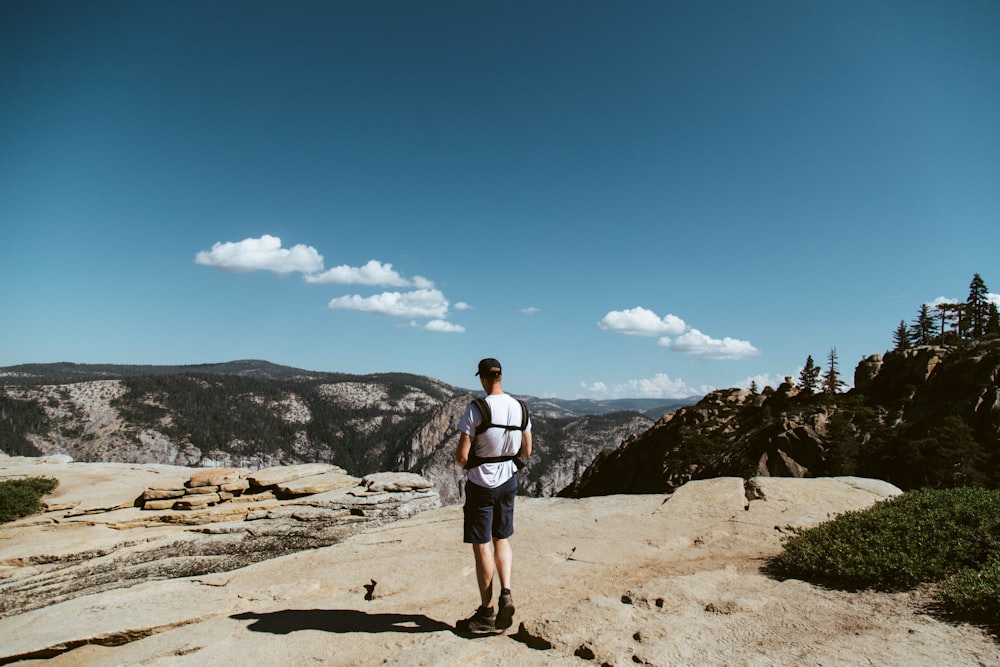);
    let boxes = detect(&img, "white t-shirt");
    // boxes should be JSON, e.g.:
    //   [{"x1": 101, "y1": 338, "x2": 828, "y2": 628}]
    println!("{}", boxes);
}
[{"x1": 457, "y1": 393, "x2": 531, "y2": 489}]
